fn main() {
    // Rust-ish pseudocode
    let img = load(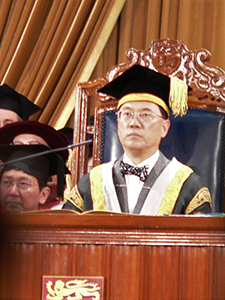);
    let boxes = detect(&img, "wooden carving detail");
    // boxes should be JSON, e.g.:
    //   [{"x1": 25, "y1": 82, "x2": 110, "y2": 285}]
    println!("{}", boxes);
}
[
  {"x1": 125, "y1": 39, "x2": 225, "y2": 107},
  {"x1": 77, "y1": 39, "x2": 225, "y2": 108}
]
